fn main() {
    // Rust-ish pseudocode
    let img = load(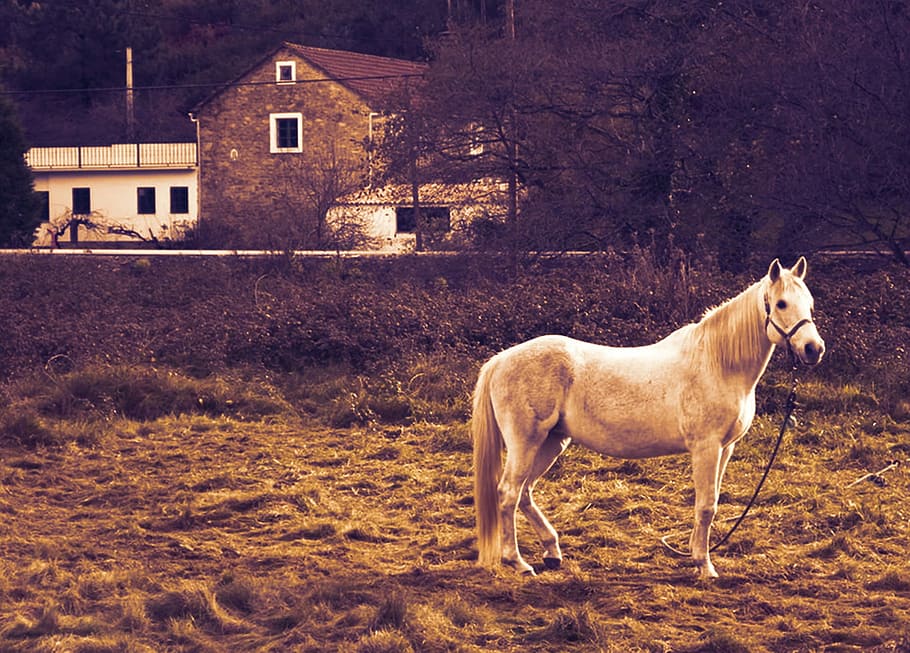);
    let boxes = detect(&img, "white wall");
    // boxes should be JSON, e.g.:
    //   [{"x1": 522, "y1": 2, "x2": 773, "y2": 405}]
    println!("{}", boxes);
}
[
  {"x1": 328, "y1": 181, "x2": 510, "y2": 250},
  {"x1": 32, "y1": 168, "x2": 198, "y2": 245},
  {"x1": 328, "y1": 203, "x2": 499, "y2": 252}
]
